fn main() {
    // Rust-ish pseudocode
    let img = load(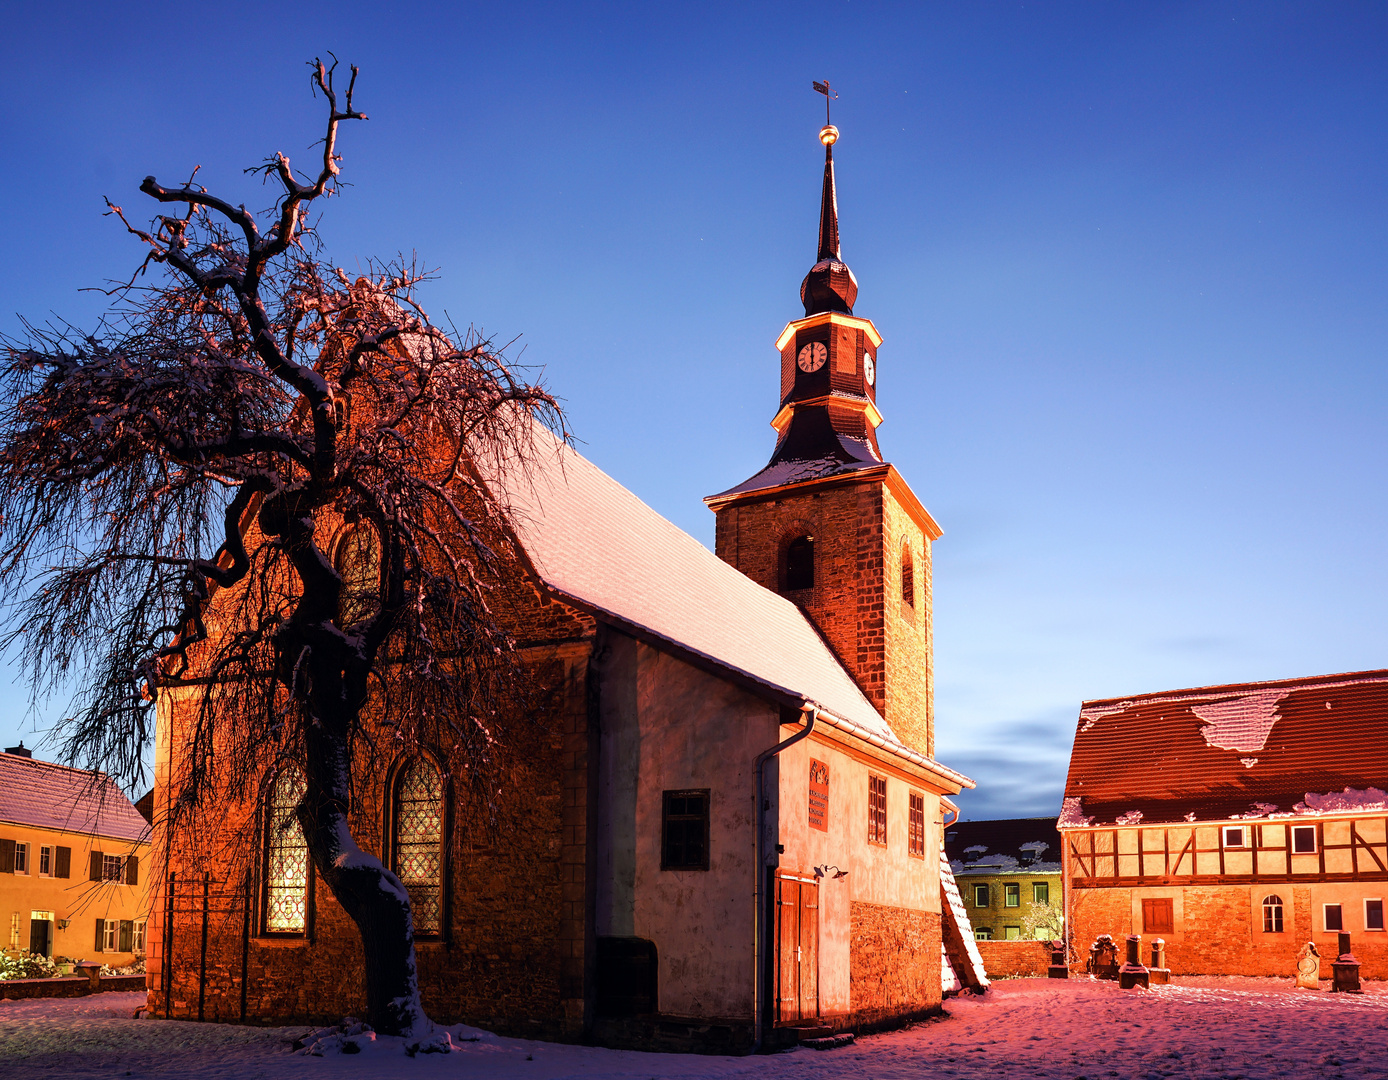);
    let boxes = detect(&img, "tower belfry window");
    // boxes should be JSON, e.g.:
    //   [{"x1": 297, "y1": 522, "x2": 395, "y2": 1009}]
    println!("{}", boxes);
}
[{"x1": 785, "y1": 535, "x2": 815, "y2": 592}]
